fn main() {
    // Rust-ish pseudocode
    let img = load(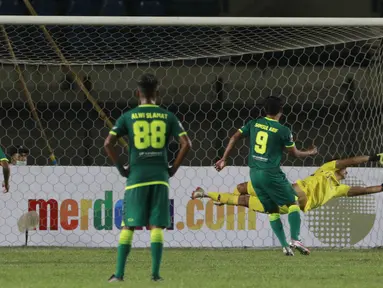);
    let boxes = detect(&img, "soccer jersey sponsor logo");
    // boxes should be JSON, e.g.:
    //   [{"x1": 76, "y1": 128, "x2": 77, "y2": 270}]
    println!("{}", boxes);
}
[
  {"x1": 138, "y1": 151, "x2": 163, "y2": 158},
  {"x1": 253, "y1": 155, "x2": 268, "y2": 162}
]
